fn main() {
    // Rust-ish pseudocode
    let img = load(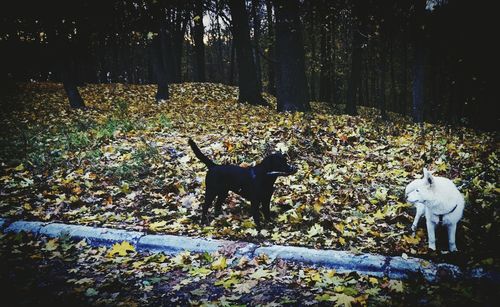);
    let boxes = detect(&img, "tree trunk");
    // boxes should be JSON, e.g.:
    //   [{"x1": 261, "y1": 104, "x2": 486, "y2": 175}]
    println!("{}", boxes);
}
[
  {"x1": 400, "y1": 37, "x2": 408, "y2": 115},
  {"x1": 251, "y1": 0, "x2": 263, "y2": 93},
  {"x1": 61, "y1": 61, "x2": 86, "y2": 109},
  {"x1": 52, "y1": 31, "x2": 86, "y2": 109},
  {"x1": 265, "y1": 0, "x2": 276, "y2": 95},
  {"x1": 412, "y1": 0, "x2": 426, "y2": 123},
  {"x1": 379, "y1": 53, "x2": 387, "y2": 120},
  {"x1": 346, "y1": 0, "x2": 364, "y2": 116},
  {"x1": 228, "y1": 0, "x2": 267, "y2": 105},
  {"x1": 193, "y1": 0, "x2": 206, "y2": 82},
  {"x1": 389, "y1": 38, "x2": 396, "y2": 113},
  {"x1": 329, "y1": 12, "x2": 337, "y2": 104},
  {"x1": 273, "y1": 0, "x2": 310, "y2": 112},
  {"x1": 229, "y1": 41, "x2": 236, "y2": 85},
  {"x1": 308, "y1": 0, "x2": 316, "y2": 101},
  {"x1": 319, "y1": 19, "x2": 329, "y2": 102},
  {"x1": 346, "y1": 28, "x2": 361, "y2": 115},
  {"x1": 151, "y1": 31, "x2": 169, "y2": 102}
]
